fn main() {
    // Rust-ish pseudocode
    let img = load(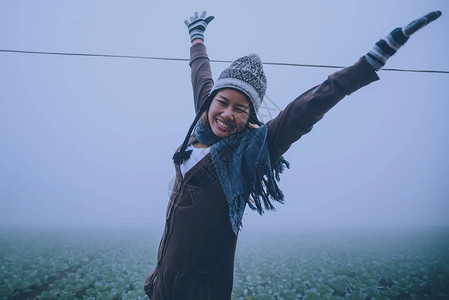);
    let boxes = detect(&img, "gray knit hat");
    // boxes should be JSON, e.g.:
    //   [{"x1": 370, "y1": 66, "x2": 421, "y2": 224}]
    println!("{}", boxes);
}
[{"x1": 210, "y1": 53, "x2": 267, "y2": 114}]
